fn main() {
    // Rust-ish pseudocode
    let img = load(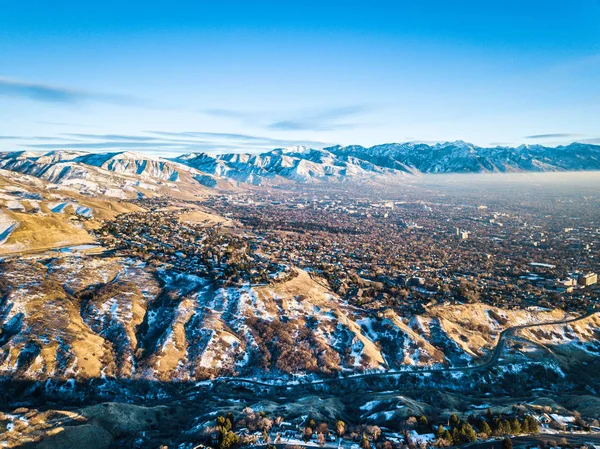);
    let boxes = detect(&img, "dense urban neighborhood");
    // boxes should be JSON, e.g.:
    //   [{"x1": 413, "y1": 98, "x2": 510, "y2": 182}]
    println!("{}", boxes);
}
[{"x1": 98, "y1": 183, "x2": 599, "y2": 317}]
